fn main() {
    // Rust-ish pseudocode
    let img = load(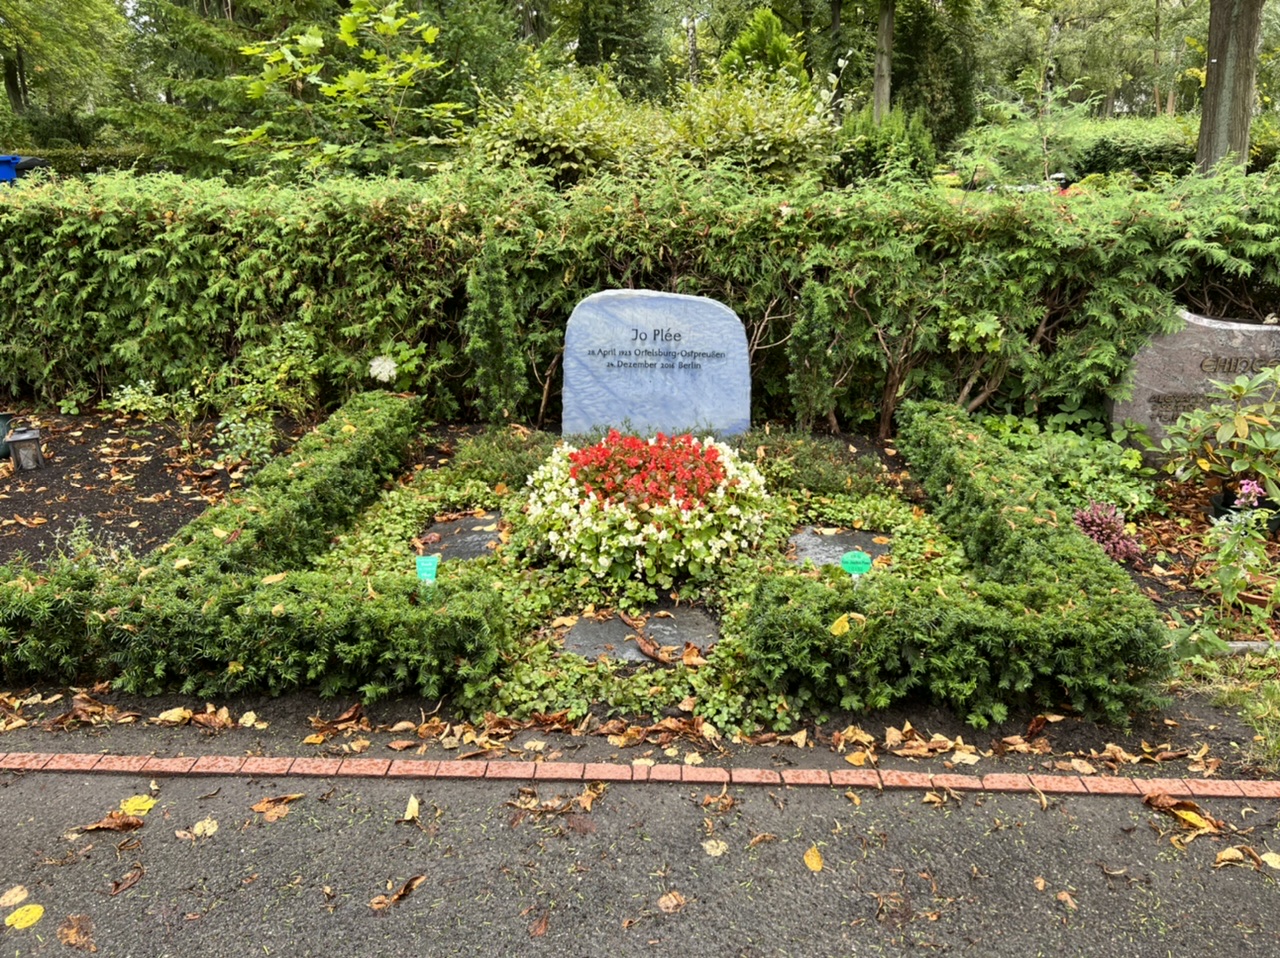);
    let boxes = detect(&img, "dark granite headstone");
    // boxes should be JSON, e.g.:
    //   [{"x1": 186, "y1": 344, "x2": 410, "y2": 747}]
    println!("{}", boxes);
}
[
  {"x1": 1112, "y1": 310, "x2": 1280, "y2": 443},
  {"x1": 561, "y1": 290, "x2": 751, "y2": 436}
]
